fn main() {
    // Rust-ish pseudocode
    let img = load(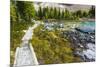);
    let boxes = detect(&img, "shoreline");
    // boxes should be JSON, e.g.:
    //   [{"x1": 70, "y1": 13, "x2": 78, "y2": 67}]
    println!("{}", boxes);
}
[
  {"x1": 79, "y1": 18, "x2": 95, "y2": 22},
  {"x1": 39, "y1": 18, "x2": 95, "y2": 23}
]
